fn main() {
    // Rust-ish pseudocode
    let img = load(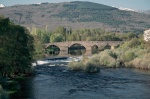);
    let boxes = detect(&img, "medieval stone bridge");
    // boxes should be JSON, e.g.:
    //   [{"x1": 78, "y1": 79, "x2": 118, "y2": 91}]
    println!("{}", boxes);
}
[{"x1": 45, "y1": 41, "x2": 123, "y2": 56}]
